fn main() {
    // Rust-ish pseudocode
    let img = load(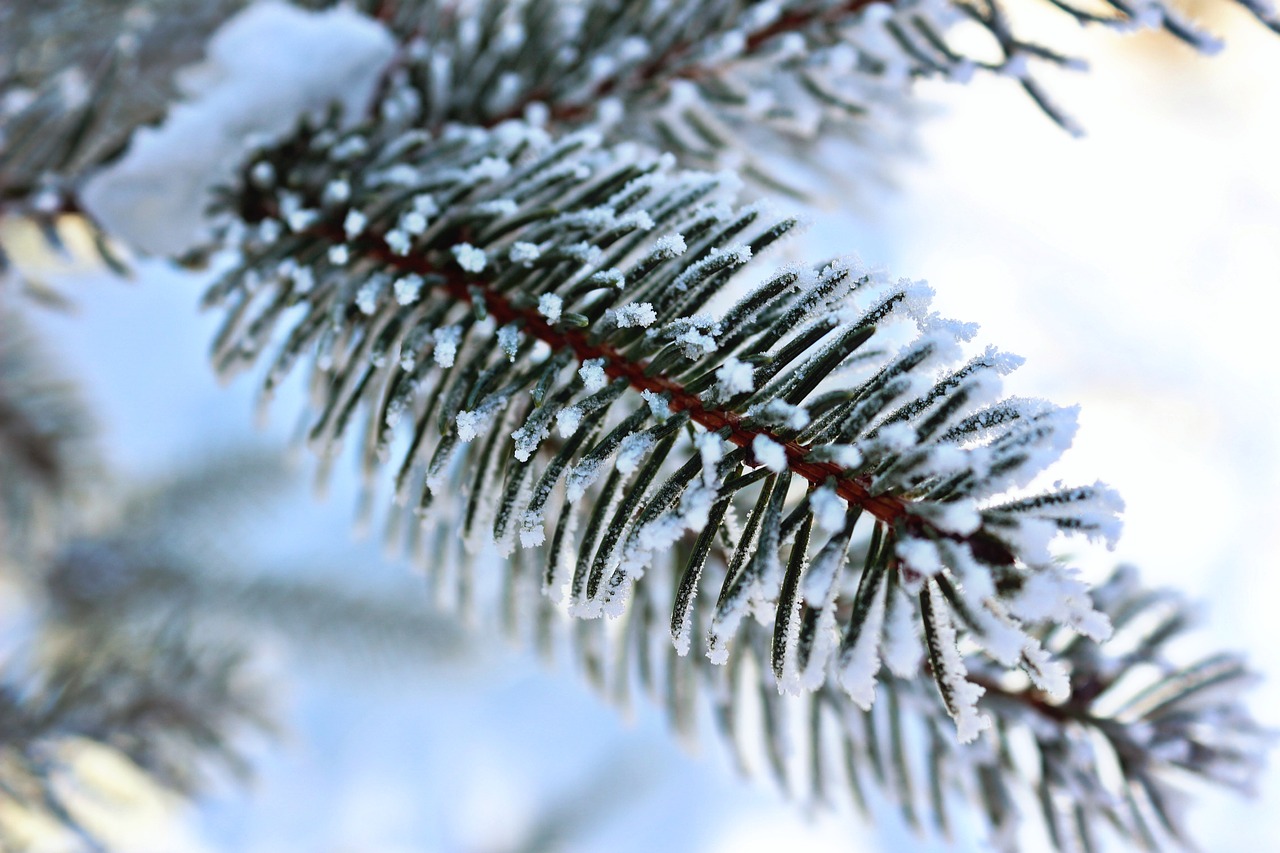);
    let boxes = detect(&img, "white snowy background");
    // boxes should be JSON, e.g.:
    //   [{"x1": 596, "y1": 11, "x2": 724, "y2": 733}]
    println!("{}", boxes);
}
[{"x1": 17, "y1": 3, "x2": 1280, "y2": 851}]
